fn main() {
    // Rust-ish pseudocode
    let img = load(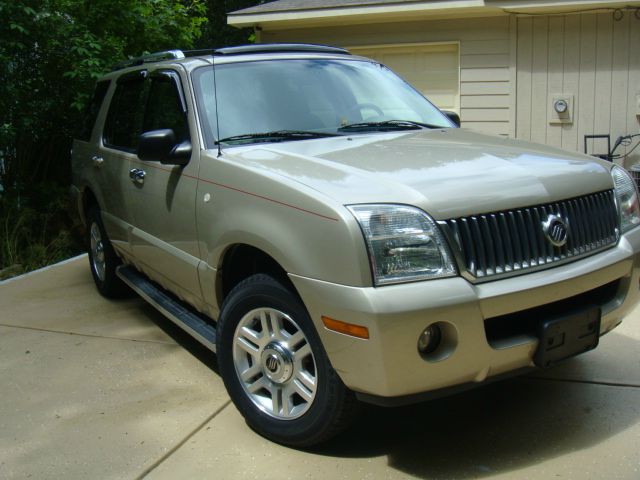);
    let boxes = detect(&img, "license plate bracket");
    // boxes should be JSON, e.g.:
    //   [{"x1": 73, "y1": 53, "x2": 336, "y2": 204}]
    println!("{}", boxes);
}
[{"x1": 534, "y1": 306, "x2": 601, "y2": 368}]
